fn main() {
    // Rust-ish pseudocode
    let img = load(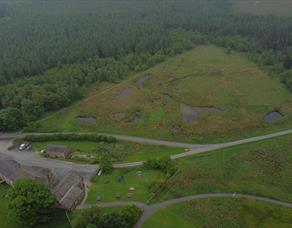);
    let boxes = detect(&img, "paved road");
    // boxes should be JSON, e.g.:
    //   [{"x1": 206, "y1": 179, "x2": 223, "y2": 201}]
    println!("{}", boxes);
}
[
  {"x1": 109, "y1": 129, "x2": 292, "y2": 157},
  {"x1": 112, "y1": 129, "x2": 292, "y2": 167},
  {"x1": 0, "y1": 140, "x2": 98, "y2": 179},
  {"x1": 77, "y1": 193, "x2": 292, "y2": 228},
  {"x1": 1, "y1": 129, "x2": 292, "y2": 173}
]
